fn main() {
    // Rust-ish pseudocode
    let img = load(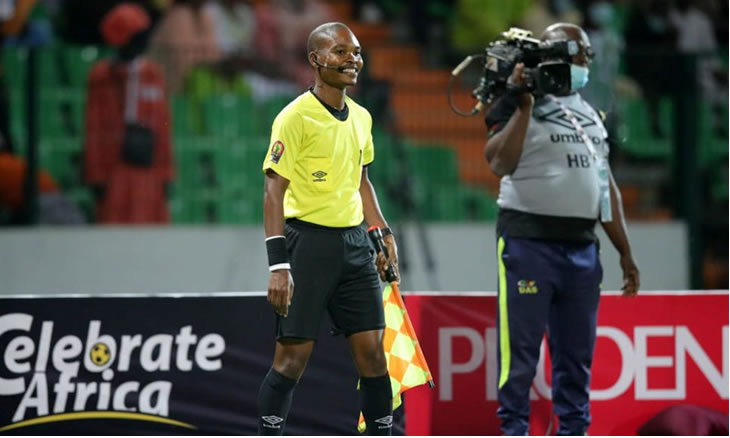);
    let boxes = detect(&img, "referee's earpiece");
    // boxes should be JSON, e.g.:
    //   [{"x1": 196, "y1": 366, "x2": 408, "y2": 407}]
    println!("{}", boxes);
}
[{"x1": 311, "y1": 53, "x2": 346, "y2": 73}]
